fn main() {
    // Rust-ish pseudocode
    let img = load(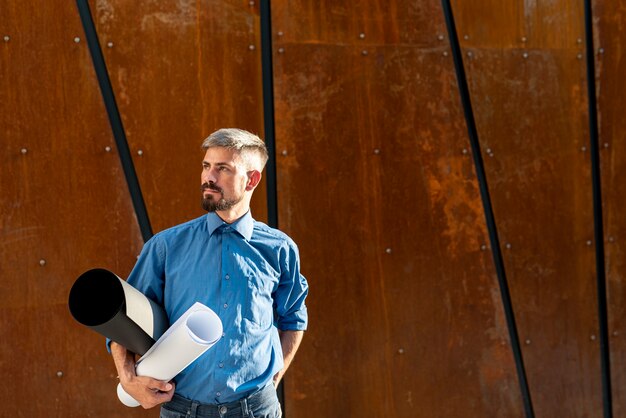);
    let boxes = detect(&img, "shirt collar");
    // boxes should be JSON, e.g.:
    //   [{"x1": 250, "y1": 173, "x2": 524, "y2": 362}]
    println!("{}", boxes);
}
[{"x1": 206, "y1": 211, "x2": 254, "y2": 241}]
